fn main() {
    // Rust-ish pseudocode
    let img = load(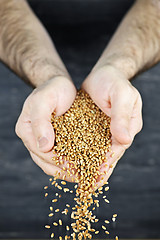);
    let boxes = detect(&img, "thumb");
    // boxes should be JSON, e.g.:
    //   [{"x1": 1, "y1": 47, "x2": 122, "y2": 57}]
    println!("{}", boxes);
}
[
  {"x1": 31, "y1": 101, "x2": 55, "y2": 153},
  {"x1": 110, "y1": 93, "x2": 133, "y2": 145}
]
